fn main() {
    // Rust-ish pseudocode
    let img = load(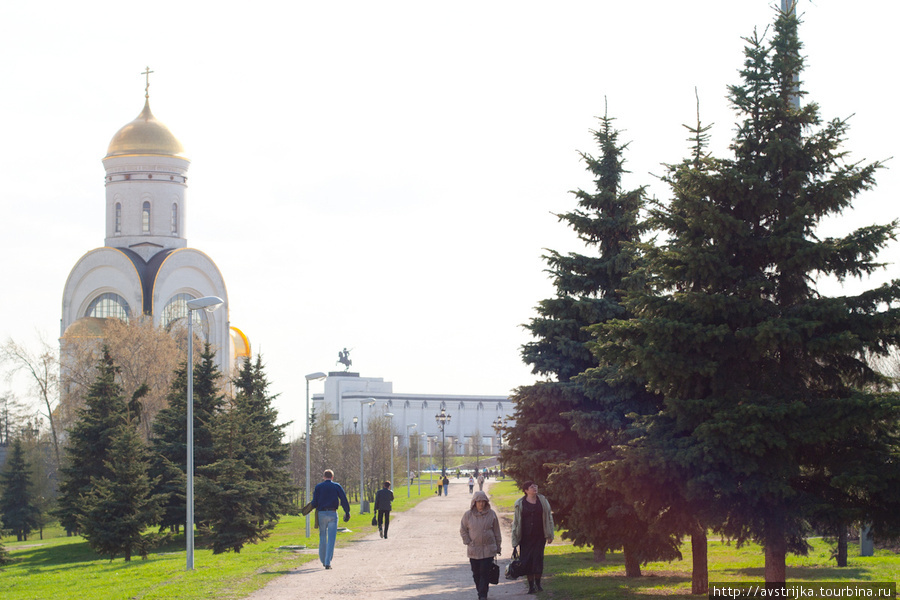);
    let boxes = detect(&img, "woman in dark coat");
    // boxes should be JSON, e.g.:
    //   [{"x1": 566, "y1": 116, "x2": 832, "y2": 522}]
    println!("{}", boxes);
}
[
  {"x1": 374, "y1": 480, "x2": 394, "y2": 538},
  {"x1": 511, "y1": 481, "x2": 554, "y2": 594}
]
